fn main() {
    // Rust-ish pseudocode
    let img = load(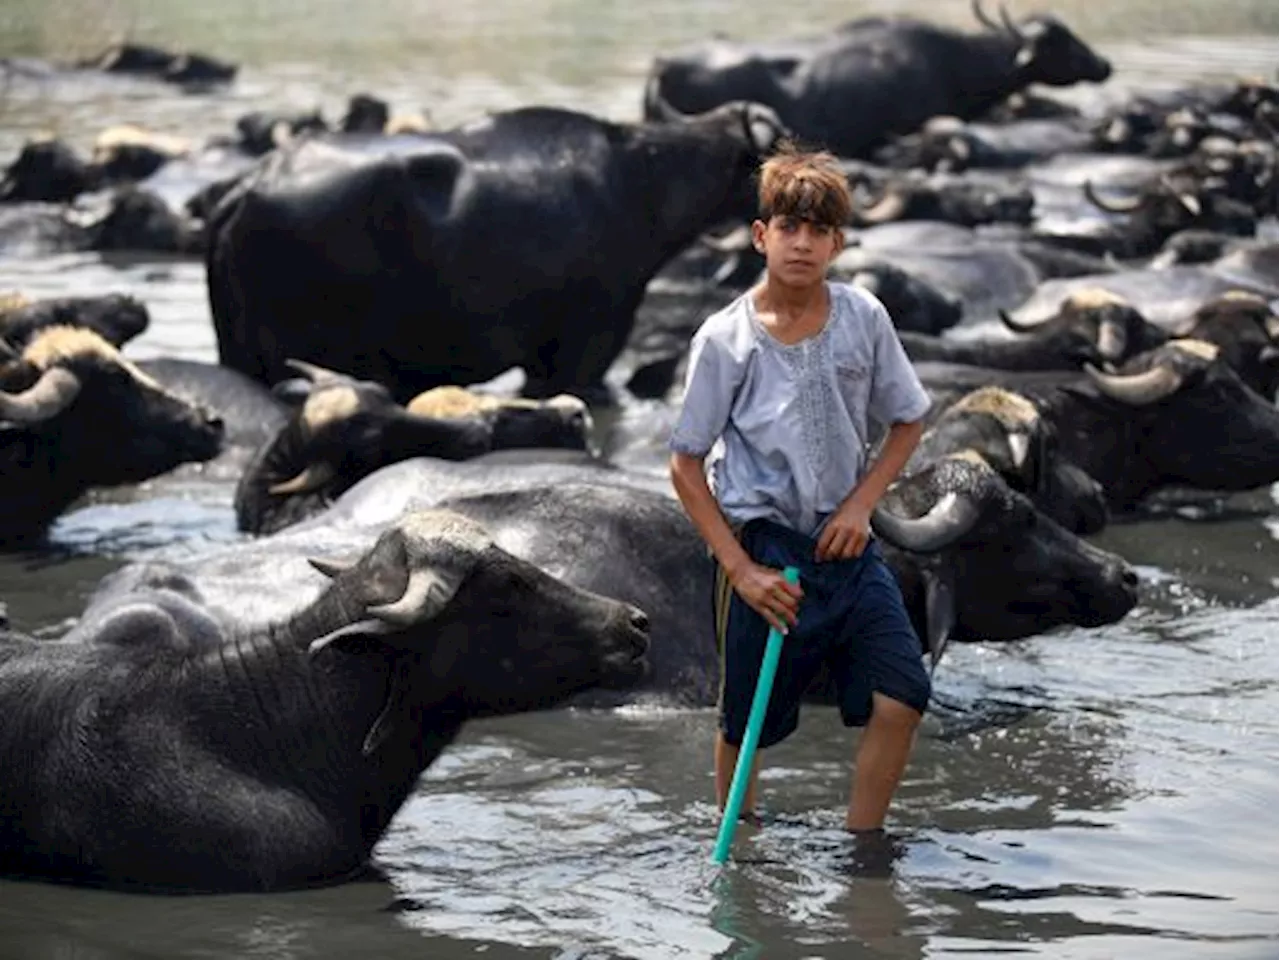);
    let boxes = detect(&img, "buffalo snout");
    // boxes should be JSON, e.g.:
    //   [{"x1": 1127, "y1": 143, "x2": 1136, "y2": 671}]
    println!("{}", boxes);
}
[{"x1": 599, "y1": 603, "x2": 651, "y2": 689}]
